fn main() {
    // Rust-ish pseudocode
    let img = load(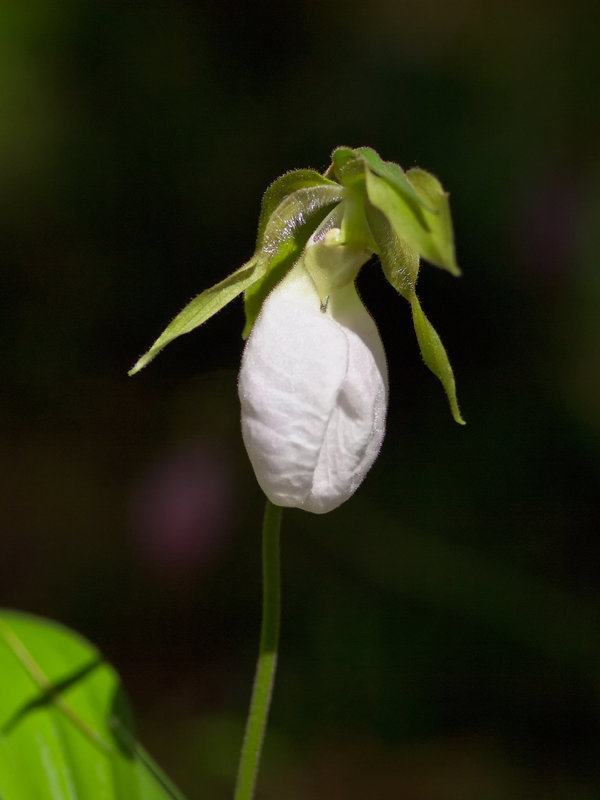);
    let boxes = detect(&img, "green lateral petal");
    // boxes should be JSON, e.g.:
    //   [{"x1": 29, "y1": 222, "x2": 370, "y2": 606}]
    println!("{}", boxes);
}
[
  {"x1": 128, "y1": 256, "x2": 260, "y2": 375},
  {"x1": 0, "y1": 611, "x2": 185, "y2": 800},
  {"x1": 256, "y1": 170, "x2": 339, "y2": 249},
  {"x1": 366, "y1": 204, "x2": 420, "y2": 300},
  {"x1": 364, "y1": 168, "x2": 458, "y2": 274},
  {"x1": 368, "y1": 200, "x2": 464, "y2": 423},
  {"x1": 410, "y1": 293, "x2": 465, "y2": 425},
  {"x1": 243, "y1": 185, "x2": 344, "y2": 337},
  {"x1": 130, "y1": 183, "x2": 344, "y2": 374},
  {"x1": 406, "y1": 168, "x2": 459, "y2": 276}
]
